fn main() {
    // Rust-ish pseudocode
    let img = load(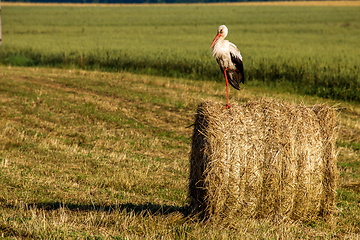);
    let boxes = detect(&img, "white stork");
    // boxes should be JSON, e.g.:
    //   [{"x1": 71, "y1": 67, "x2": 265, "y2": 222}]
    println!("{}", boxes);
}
[{"x1": 210, "y1": 25, "x2": 244, "y2": 109}]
